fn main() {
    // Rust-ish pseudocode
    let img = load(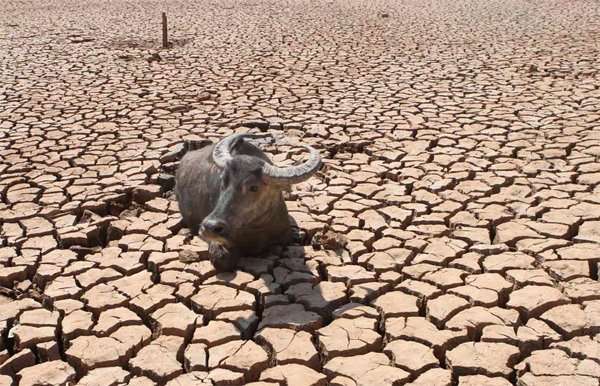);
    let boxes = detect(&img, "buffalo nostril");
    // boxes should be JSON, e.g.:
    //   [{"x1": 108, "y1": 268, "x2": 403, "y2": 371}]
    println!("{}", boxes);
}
[{"x1": 201, "y1": 218, "x2": 228, "y2": 237}]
